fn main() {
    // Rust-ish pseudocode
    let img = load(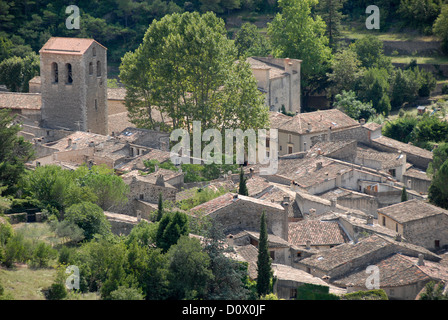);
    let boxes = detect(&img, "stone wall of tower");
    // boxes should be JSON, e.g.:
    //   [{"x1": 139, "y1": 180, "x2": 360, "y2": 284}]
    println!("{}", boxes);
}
[
  {"x1": 84, "y1": 42, "x2": 108, "y2": 136},
  {"x1": 40, "y1": 40, "x2": 108, "y2": 135},
  {"x1": 40, "y1": 52, "x2": 86, "y2": 131}
]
